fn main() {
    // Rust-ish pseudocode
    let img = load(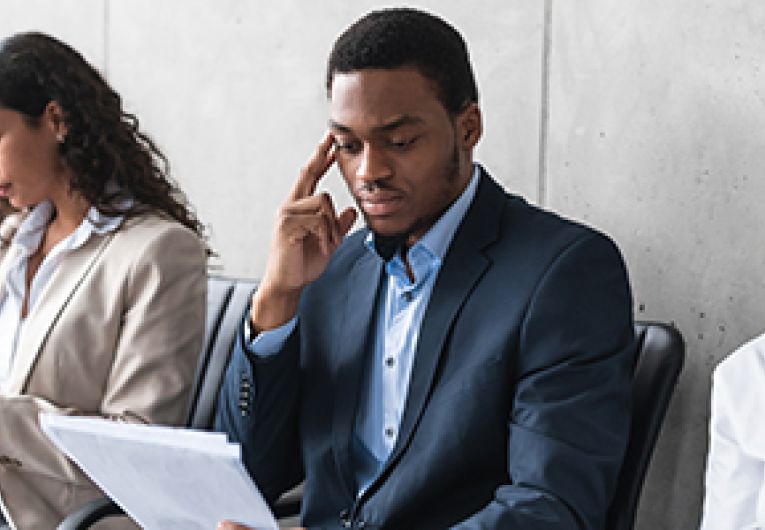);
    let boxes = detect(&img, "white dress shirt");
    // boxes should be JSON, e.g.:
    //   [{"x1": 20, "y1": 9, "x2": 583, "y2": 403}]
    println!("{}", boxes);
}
[
  {"x1": 0, "y1": 201, "x2": 122, "y2": 392},
  {"x1": 701, "y1": 332, "x2": 765, "y2": 530}
]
